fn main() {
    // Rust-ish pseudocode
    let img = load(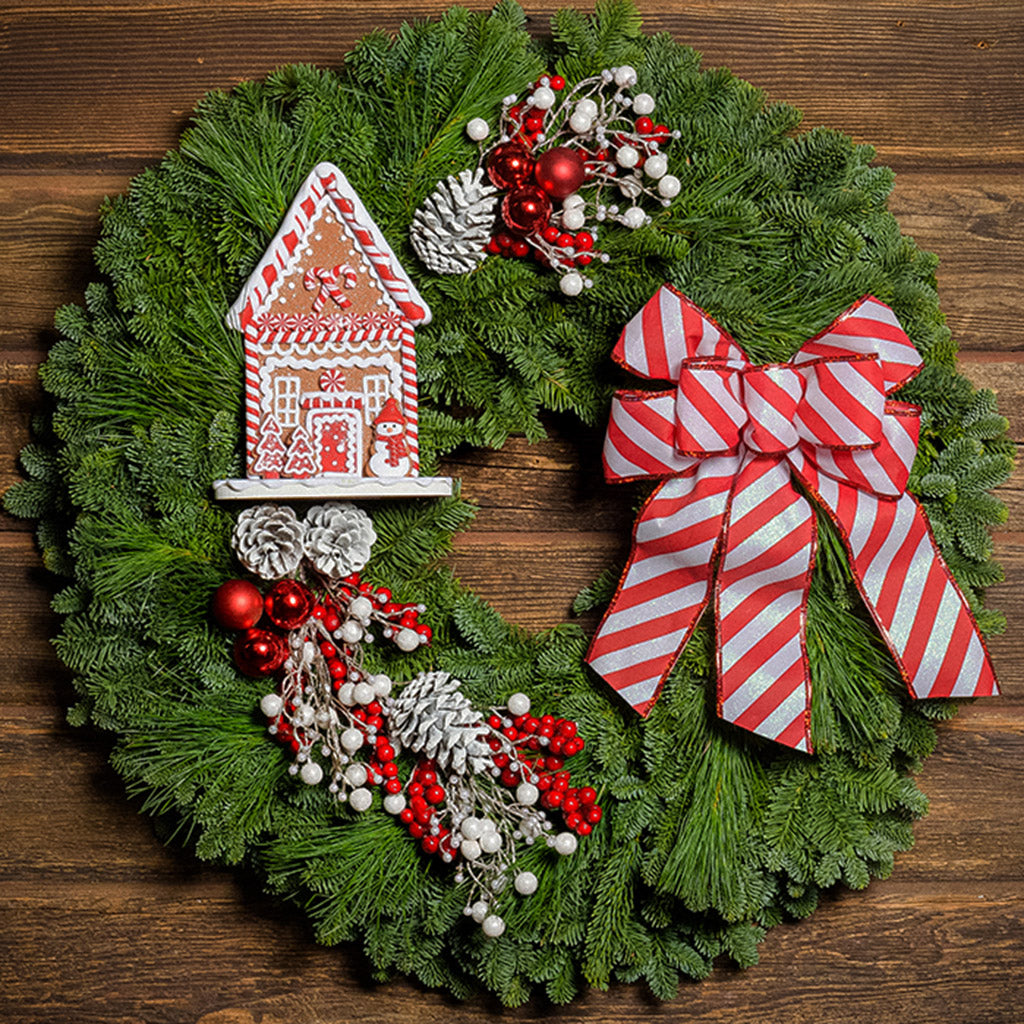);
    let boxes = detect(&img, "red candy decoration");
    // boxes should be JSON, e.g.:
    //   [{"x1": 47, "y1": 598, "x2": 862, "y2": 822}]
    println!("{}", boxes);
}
[
  {"x1": 264, "y1": 579, "x2": 314, "y2": 630},
  {"x1": 487, "y1": 142, "x2": 534, "y2": 189},
  {"x1": 210, "y1": 579, "x2": 264, "y2": 630},
  {"x1": 233, "y1": 628, "x2": 288, "y2": 677},
  {"x1": 502, "y1": 187, "x2": 552, "y2": 235}
]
